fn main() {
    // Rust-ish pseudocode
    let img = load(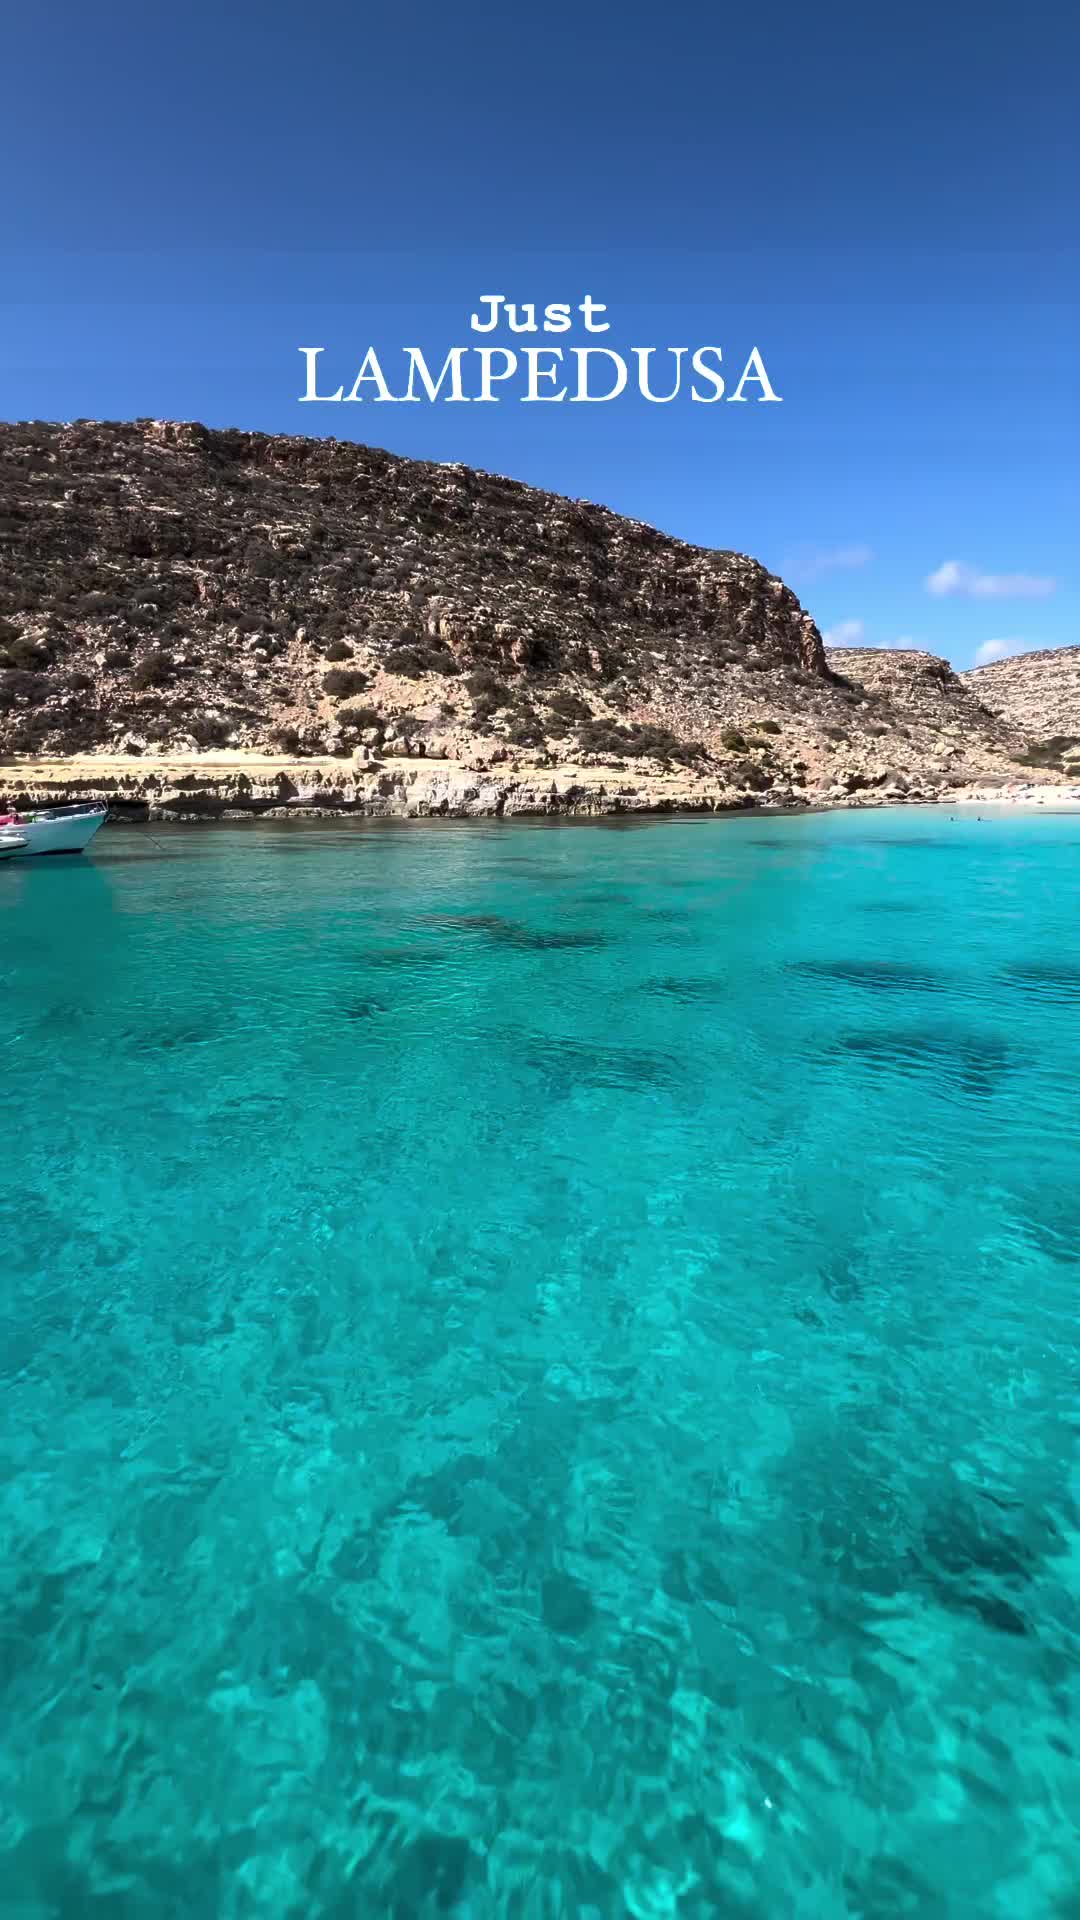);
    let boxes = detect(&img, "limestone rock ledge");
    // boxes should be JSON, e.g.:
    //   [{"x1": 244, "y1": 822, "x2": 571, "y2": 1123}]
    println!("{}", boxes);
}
[
  {"x1": 4, "y1": 748, "x2": 1058, "y2": 823},
  {"x1": 0, "y1": 754, "x2": 791, "y2": 820}
]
